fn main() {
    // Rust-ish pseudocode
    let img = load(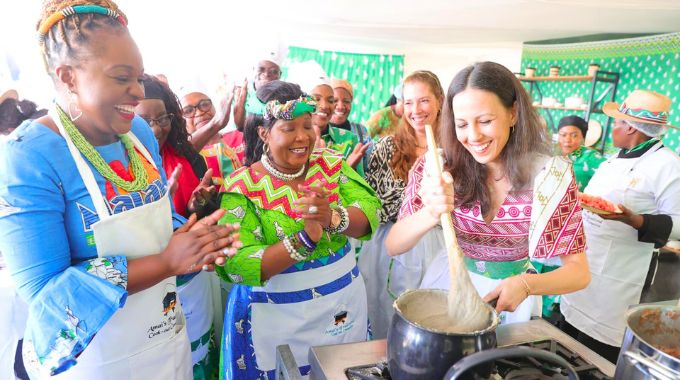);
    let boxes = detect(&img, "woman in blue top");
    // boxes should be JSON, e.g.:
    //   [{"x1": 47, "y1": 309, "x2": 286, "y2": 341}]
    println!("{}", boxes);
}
[{"x1": 0, "y1": 0, "x2": 238, "y2": 378}]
